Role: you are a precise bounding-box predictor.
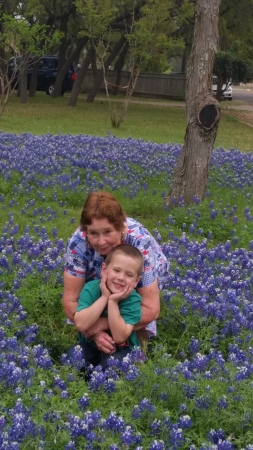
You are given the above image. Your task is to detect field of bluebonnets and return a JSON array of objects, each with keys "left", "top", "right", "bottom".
[{"left": 1, "top": 129, "right": 253, "bottom": 450}]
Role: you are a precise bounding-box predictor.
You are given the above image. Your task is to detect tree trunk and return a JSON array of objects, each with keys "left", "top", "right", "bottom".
[
  {"left": 50, "top": 14, "right": 68, "bottom": 98},
  {"left": 58, "top": 15, "right": 69, "bottom": 71},
  {"left": 0, "top": 7, "right": 7, "bottom": 97},
  {"left": 19, "top": 54, "right": 30, "bottom": 104},
  {"left": 216, "top": 77, "right": 224, "bottom": 102},
  {"left": 68, "top": 45, "right": 95, "bottom": 107},
  {"left": 29, "top": 57, "right": 40, "bottom": 97},
  {"left": 181, "top": 50, "right": 187, "bottom": 73},
  {"left": 167, "top": 0, "right": 221, "bottom": 205},
  {"left": 0, "top": 69, "right": 11, "bottom": 116},
  {"left": 19, "top": 69, "right": 28, "bottom": 104},
  {"left": 86, "top": 35, "right": 126, "bottom": 103},
  {"left": 112, "top": 41, "right": 129, "bottom": 96},
  {"left": 91, "top": 51, "right": 98, "bottom": 80},
  {"left": 52, "top": 37, "right": 89, "bottom": 98}
]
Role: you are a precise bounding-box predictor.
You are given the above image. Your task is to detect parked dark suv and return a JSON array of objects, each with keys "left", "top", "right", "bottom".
[{"left": 8, "top": 55, "right": 77, "bottom": 95}]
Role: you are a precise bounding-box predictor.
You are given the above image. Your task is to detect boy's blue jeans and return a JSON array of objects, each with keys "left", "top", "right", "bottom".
[{"left": 66, "top": 340, "right": 130, "bottom": 370}]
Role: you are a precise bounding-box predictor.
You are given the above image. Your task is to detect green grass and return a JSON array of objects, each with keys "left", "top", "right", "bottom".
[{"left": 1, "top": 91, "right": 253, "bottom": 150}]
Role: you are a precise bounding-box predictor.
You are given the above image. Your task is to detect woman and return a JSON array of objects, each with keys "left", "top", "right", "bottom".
[{"left": 63, "top": 191, "right": 168, "bottom": 354}]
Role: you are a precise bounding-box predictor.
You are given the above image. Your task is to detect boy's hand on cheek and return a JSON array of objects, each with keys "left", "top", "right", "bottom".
[
  {"left": 100, "top": 272, "right": 111, "bottom": 299},
  {"left": 109, "top": 283, "right": 135, "bottom": 303}
]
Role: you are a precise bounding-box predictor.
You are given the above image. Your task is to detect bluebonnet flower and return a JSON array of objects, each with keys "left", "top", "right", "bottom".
[
  {"left": 217, "top": 440, "right": 235, "bottom": 450},
  {"left": 65, "top": 441, "right": 76, "bottom": 450},
  {"left": 53, "top": 375, "right": 67, "bottom": 390},
  {"left": 179, "top": 403, "right": 187, "bottom": 412},
  {"left": 169, "top": 425, "right": 184, "bottom": 447},
  {"left": 0, "top": 416, "right": 6, "bottom": 431},
  {"left": 159, "top": 392, "right": 168, "bottom": 401},
  {"left": 210, "top": 209, "right": 218, "bottom": 219},
  {"left": 207, "top": 428, "right": 227, "bottom": 444},
  {"left": 104, "top": 378, "right": 116, "bottom": 393},
  {"left": 65, "top": 414, "right": 83, "bottom": 438},
  {"left": 189, "top": 338, "right": 200, "bottom": 354},
  {"left": 102, "top": 412, "right": 126, "bottom": 433},
  {"left": 43, "top": 411, "right": 60, "bottom": 423},
  {"left": 182, "top": 383, "right": 197, "bottom": 399},
  {"left": 60, "top": 390, "right": 69, "bottom": 398},
  {"left": 78, "top": 393, "right": 90, "bottom": 410},
  {"left": 149, "top": 440, "right": 165, "bottom": 450},
  {"left": 88, "top": 367, "right": 107, "bottom": 392},
  {"left": 149, "top": 419, "right": 162, "bottom": 437},
  {"left": 61, "top": 345, "right": 85, "bottom": 370},
  {"left": 121, "top": 426, "right": 142, "bottom": 446},
  {"left": 216, "top": 395, "right": 228, "bottom": 409},
  {"left": 132, "top": 405, "right": 142, "bottom": 419},
  {"left": 124, "top": 365, "right": 140, "bottom": 381},
  {"left": 139, "top": 398, "right": 156, "bottom": 413},
  {"left": 178, "top": 415, "right": 192, "bottom": 429},
  {"left": 195, "top": 395, "right": 212, "bottom": 410},
  {"left": 31, "top": 345, "right": 52, "bottom": 369}
]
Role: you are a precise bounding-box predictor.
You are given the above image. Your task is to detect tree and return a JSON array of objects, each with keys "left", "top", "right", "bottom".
[
  {"left": 127, "top": 0, "right": 188, "bottom": 72},
  {"left": 213, "top": 51, "right": 252, "bottom": 100},
  {"left": 108, "top": 0, "right": 189, "bottom": 127},
  {"left": 0, "top": 14, "right": 61, "bottom": 108},
  {"left": 16, "top": 0, "right": 80, "bottom": 98},
  {"left": 217, "top": 0, "right": 253, "bottom": 89},
  {"left": 219, "top": 0, "right": 253, "bottom": 58},
  {"left": 69, "top": 0, "right": 193, "bottom": 115},
  {"left": 68, "top": 0, "right": 121, "bottom": 107},
  {"left": 52, "top": 36, "right": 89, "bottom": 98},
  {"left": 167, "top": 0, "right": 221, "bottom": 205},
  {"left": 68, "top": 42, "right": 95, "bottom": 106},
  {"left": 0, "top": 0, "right": 20, "bottom": 95}
]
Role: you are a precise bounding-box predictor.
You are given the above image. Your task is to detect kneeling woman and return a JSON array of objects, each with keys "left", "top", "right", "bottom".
[{"left": 63, "top": 191, "right": 168, "bottom": 358}]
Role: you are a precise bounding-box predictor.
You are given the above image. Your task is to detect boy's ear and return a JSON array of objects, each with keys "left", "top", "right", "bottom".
[
  {"left": 133, "top": 276, "right": 141, "bottom": 288},
  {"left": 101, "top": 262, "right": 107, "bottom": 275}
]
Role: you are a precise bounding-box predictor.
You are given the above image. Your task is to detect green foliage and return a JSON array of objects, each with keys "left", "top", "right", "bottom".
[
  {"left": 214, "top": 51, "right": 251, "bottom": 85},
  {"left": 219, "top": 0, "right": 253, "bottom": 61},
  {"left": 75, "top": 0, "right": 119, "bottom": 39},
  {"left": 127, "top": 0, "right": 189, "bottom": 73},
  {"left": 1, "top": 14, "right": 61, "bottom": 57}
]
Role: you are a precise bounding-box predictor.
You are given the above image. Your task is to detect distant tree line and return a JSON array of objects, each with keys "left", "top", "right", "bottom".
[{"left": 0, "top": 0, "right": 253, "bottom": 112}]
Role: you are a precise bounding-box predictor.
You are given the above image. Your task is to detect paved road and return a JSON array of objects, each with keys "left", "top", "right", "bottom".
[
  {"left": 97, "top": 84, "right": 253, "bottom": 112},
  {"left": 233, "top": 85, "right": 253, "bottom": 103}
]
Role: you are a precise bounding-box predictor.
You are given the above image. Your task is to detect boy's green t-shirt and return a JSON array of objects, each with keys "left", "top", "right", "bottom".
[{"left": 76, "top": 279, "right": 142, "bottom": 349}]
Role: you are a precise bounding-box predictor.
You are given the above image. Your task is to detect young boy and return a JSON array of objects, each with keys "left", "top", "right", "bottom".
[{"left": 74, "top": 244, "right": 143, "bottom": 368}]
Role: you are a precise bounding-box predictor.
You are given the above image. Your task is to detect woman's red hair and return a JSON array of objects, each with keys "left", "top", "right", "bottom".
[{"left": 80, "top": 191, "right": 126, "bottom": 231}]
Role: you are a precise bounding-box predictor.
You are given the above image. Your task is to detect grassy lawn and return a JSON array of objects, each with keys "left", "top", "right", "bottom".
[{"left": 1, "top": 91, "right": 253, "bottom": 151}]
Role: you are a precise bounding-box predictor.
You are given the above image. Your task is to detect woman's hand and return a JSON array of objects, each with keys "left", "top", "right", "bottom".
[{"left": 92, "top": 331, "right": 116, "bottom": 354}]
